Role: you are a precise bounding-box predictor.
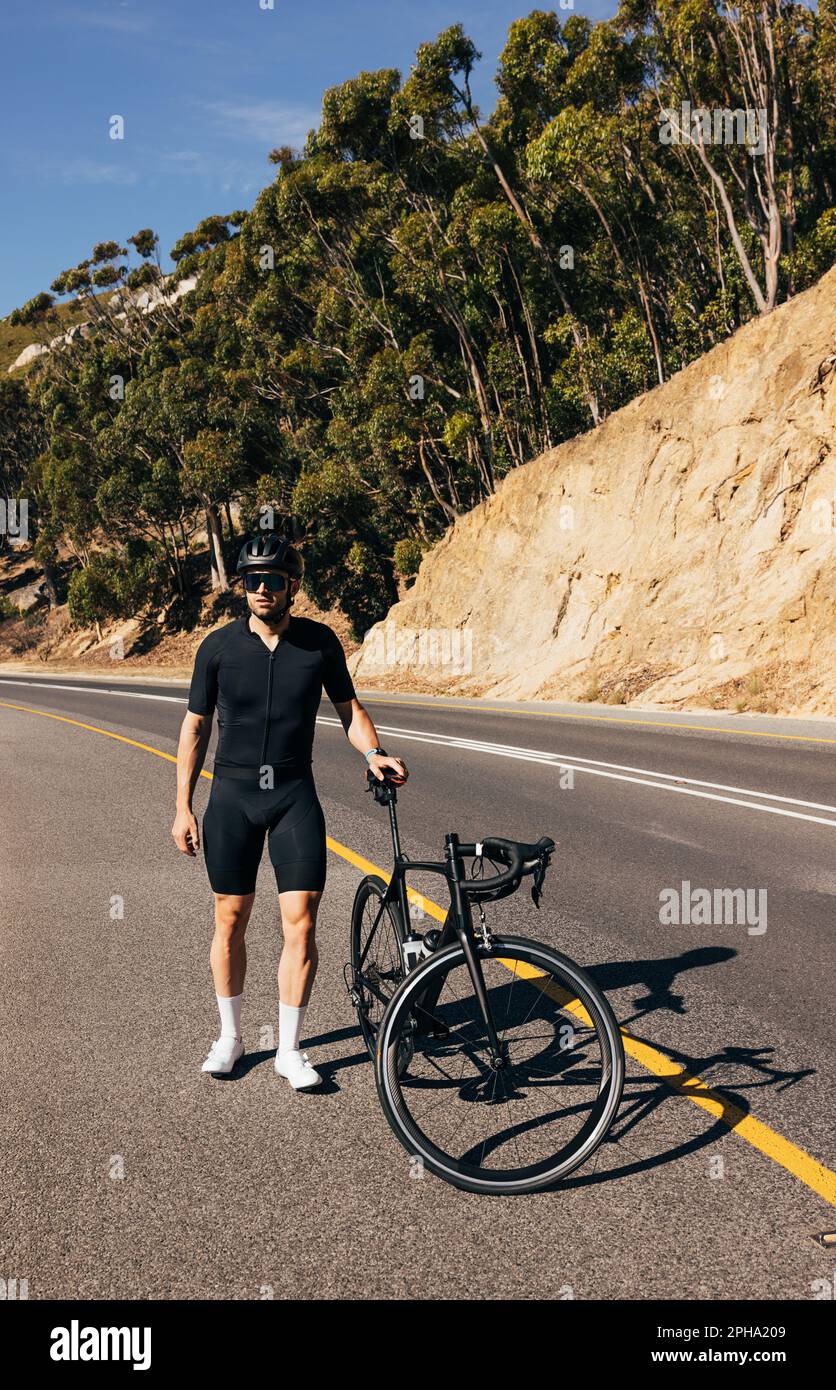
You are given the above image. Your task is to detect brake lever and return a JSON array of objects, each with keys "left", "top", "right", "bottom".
[{"left": 531, "top": 848, "right": 556, "bottom": 909}]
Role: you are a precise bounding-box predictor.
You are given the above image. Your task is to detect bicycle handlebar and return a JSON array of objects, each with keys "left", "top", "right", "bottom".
[
  {"left": 460, "top": 837, "right": 523, "bottom": 893},
  {"left": 366, "top": 770, "right": 555, "bottom": 904},
  {"left": 458, "top": 835, "right": 555, "bottom": 900}
]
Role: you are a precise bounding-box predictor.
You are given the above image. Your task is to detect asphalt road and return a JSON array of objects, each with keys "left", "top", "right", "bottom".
[{"left": 0, "top": 673, "right": 834, "bottom": 1300}]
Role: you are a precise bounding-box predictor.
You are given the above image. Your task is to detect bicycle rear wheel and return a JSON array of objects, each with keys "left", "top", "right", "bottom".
[
  {"left": 375, "top": 936, "right": 624, "bottom": 1194},
  {"left": 350, "top": 875, "right": 406, "bottom": 1059}
]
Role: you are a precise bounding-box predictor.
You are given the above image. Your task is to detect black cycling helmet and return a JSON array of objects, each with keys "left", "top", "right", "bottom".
[{"left": 236, "top": 531, "right": 304, "bottom": 579}]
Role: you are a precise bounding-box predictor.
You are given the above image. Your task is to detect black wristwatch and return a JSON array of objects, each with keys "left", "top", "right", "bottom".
[{"left": 364, "top": 747, "right": 387, "bottom": 762}]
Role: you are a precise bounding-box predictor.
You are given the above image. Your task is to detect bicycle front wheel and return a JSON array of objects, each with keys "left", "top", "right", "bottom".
[
  {"left": 375, "top": 936, "right": 624, "bottom": 1195},
  {"left": 350, "top": 875, "right": 406, "bottom": 1059}
]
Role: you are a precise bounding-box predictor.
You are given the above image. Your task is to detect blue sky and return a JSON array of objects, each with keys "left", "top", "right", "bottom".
[{"left": 0, "top": 0, "right": 614, "bottom": 318}]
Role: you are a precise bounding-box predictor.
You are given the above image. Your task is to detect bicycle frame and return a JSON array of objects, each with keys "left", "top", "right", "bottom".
[
  {"left": 359, "top": 782, "right": 507, "bottom": 1061},
  {"left": 355, "top": 776, "right": 624, "bottom": 1193}
]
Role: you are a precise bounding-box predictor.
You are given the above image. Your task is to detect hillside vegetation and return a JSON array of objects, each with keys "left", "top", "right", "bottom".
[
  {"left": 0, "top": 2, "right": 834, "bottom": 690},
  {"left": 0, "top": 297, "right": 106, "bottom": 376}
]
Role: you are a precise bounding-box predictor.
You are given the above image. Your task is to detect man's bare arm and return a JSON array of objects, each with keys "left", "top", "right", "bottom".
[
  {"left": 171, "top": 711, "right": 212, "bottom": 855},
  {"left": 331, "top": 697, "right": 408, "bottom": 784}
]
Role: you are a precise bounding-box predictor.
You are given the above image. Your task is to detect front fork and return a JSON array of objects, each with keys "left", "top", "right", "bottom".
[{"left": 412, "top": 841, "right": 506, "bottom": 1068}]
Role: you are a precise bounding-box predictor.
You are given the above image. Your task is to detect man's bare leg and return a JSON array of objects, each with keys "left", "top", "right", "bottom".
[
  {"left": 275, "top": 889, "right": 323, "bottom": 1087},
  {"left": 277, "top": 889, "right": 322, "bottom": 1004},
  {"left": 210, "top": 891, "right": 255, "bottom": 996},
  {"left": 202, "top": 891, "right": 255, "bottom": 1074}
]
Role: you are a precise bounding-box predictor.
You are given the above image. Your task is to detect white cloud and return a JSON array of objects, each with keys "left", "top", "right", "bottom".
[
  {"left": 157, "top": 149, "right": 207, "bottom": 174},
  {"left": 54, "top": 159, "right": 140, "bottom": 186},
  {"left": 153, "top": 148, "right": 262, "bottom": 191},
  {"left": 60, "top": 3, "right": 153, "bottom": 35},
  {"left": 202, "top": 101, "right": 317, "bottom": 146}
]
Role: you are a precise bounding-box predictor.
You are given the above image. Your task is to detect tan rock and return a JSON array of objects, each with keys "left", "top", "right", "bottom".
[
  {"left": 351, "top": 266, "right": 836, "bottom": 715},
  {"left": 8, "top": 342, "right": 49, "bottom": 370}
]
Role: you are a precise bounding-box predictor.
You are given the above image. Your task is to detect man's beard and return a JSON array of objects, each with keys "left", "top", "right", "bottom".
[{"left": 248, "top": 591, "right": 292, "bottom": 623}]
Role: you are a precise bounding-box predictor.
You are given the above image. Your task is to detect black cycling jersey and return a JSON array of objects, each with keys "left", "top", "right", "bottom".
[{"left": 187, "top": 613, "right": 356, "bottom": 772}]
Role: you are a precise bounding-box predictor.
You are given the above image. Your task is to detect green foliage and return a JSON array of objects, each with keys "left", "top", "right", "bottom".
[
  {"left": 393, "top": 537, "right": 426, "bottom": 578},
  {"left": 785, "top": 208, "right": 836, "bottom": 291},
  {"left": 9, "top": 292, "right": 54, "bottom": 327},
  {"left": 128, "top": 229, "right": 158, "bottom": 259},
  {"left": 67, "top": 540, "right": 166, "bottom": 626},
  {"left": 4, "top": 2, "right": 834, "bottom": 642}
]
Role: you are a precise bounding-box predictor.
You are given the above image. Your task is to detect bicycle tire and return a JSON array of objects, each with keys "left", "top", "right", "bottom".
[
  {"left": 375, "top": 936, "right": 624, "bottom": 1195},
  {"left": 350, "top": 875, "right": 406, "bottom": 1059}
]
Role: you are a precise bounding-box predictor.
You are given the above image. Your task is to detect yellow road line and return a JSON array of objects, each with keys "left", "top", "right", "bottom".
[
  {"left": 324, "top": 834, "right": 446, "bottom": 920},
  {"left": 621, "top": 1030, "right": 836, "bottom": 1206},
  {"left": 0, "top": 700, "right": 211, "bottom": 776},
  {"left": 2, "top": 696, "right": 835, "bottom": 1207},
  {"left": 360, "top": 695, "right": 836, "bottom": 745}
]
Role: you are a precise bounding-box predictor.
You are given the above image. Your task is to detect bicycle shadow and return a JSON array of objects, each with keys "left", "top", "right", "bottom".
[
  {"left": 544, "top": 945, "right": 815, "bottom": 1191},
  {"left": 323, "top": 944, "right": 815, "bottom": 1193},
  {"left": 557, "top": 1037, "right": 816, "bottom": 1194}
]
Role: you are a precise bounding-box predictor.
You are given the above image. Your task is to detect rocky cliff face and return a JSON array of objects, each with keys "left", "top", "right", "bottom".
[{"left": 351, "top": 266, "right": 836, "bottom": 714}]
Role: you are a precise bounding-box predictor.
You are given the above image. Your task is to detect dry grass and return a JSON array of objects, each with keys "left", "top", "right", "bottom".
[
  {"left": 0, "top": 292, "right": 116, "bottom": 375},
  {"left": 695, "top": 662, "right": 805, "bottom": 716}
]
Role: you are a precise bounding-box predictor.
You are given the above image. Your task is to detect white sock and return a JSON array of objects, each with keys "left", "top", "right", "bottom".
[
  {"left": 278, "top": 1002, "right": 306, "bottom": 1056},
  {"left": 216, "top": 993, "right": 243, "bottom": 1040}
]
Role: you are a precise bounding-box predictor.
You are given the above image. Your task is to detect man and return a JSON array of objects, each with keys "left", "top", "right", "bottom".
[{"left": 171, "top": 530, "right": 407, "bottom": 1090}]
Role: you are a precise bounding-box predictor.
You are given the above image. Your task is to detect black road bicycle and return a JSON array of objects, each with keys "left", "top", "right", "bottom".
[{"left": 347, "top": 771, "right": 625, "bottom": 1195}]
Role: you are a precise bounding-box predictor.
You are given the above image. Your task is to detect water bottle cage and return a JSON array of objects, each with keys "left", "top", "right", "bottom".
[{"left": 401, "top": 936, "right": 425, "bottom": 973}]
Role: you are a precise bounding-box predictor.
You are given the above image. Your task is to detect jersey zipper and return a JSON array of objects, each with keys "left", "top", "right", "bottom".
[{"left": 260, "top": 649, "right": 276, "bottom": 768}]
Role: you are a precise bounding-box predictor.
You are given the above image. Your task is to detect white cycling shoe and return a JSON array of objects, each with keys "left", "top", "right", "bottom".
[
  {"left": 274, "top": 1049, "right": 322, "bottom": 1091},
  {"left": 202, "top": 1036, "right": 245, "bottom": 1075}
]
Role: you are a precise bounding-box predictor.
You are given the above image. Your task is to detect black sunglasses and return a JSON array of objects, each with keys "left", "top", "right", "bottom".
[{"left": 243, "top": 571, "right": 289, "bottom": 593}]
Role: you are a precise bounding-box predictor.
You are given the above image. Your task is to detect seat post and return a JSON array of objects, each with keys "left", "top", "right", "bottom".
[
  {"left": 387, "top": 792, "right": 402, "bottom": 862},
  {"left": 386, "top": 790, "right": 415, "bottom": 943}
]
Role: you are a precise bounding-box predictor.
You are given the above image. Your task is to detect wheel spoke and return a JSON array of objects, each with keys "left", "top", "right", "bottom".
[
  {"left": 379, "top": 943, "right": 623, "bottom": 1188},
  {"left": 351, "top": 882, "right": 404, "bottom": 1056}
]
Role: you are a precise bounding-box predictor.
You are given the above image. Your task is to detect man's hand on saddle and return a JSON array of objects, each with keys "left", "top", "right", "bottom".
[{"left": 367, "top": 754, "right": 408, "bottom": 785}]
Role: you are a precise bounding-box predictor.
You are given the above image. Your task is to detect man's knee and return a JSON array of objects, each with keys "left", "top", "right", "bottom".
[
  {"left": 279, "top": 891, "right": 321, "bottom": 939},
  {"left": 213, "top": 892, "right": 254, "bottom": 939}
]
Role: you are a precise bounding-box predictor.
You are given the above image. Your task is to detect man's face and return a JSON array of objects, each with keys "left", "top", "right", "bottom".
[{"left": 244, "top": 568, "right": 295, "bottom": 619}]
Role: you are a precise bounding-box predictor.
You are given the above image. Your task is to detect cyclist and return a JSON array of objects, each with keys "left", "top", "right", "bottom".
[{"left": 171, "top": 530, "right": 407, "bottom": 1089}]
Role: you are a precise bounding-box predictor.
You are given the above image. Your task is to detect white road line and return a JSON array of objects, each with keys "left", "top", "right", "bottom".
[
  {"left": 330, "top": 720, "right": 836, "bottom": 814},
  {"left": 318, "top": 717, "right": 836, "bottom": 827},
  {"left": 3, "top": 678, "right": 834, "bottom": 829},
  {"left": 0, "top": 679, "right": 185, "bottom": 703}
]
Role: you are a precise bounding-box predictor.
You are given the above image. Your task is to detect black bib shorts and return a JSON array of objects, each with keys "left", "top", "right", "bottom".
[{"left": 202, "top": 770, "right": 327, "bottom": 895}]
